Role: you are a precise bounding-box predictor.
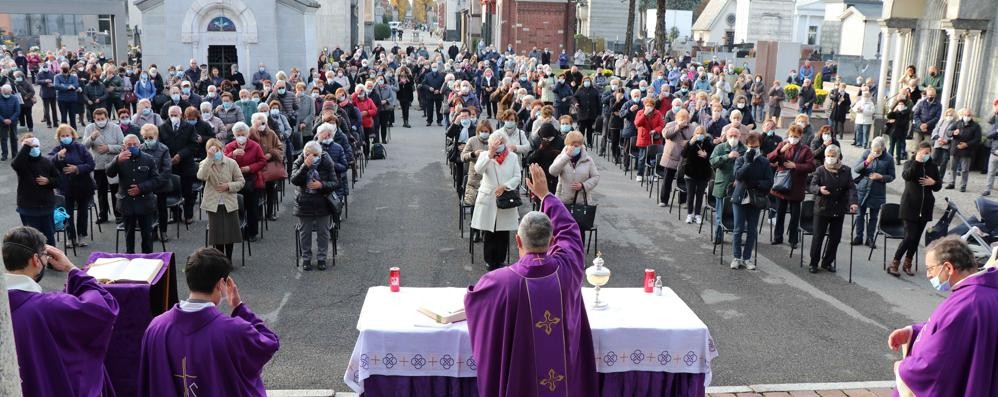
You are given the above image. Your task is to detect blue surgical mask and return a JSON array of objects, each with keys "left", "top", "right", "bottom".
[
  {"left": 460, "top": 119, "right": 472, "bottom": 128},
  {"left": 278, "top": 88, "right": 286, "bottom": 95},
  {"left": 496, "top": 144, "right": 506, "bottom": 153},
  {"left": 929, "top": 270, "right": 951, "bottom": 292},
  {"left": 560, "top": 125, "right": 571, "bottom": 133},
  {"left": 128, "top": 146, "right": 141, "bottom": 156},
  {"left": 480, "top": 132, "right": 490, "bottom": 141},
  {"left": 222, "top": 101, "right": 233, "bottom": 109},
  {"left": 182, "top": 87, "right": 191, "bottom": 95},
  {"left": 142, "top": 108, "right": 152, "bottom": 116},
  {"left": 259, "top": 67, "right": 266, "bottom": 73},
  {"left": 144, "top": 139, "right": 157, "bottom": 149},
  {"left": 270, "top": 109, "right": 280, "bottom": 117},
  {"left": 503, "top": 121, "right": 516, "bottom": 130},
  {"left": 60, "top": 137, "right": 73, "bottom": 145},
  {"left": 672, "top": 106, "right": 681, "bottom": 113},
  {"left": 321, "top": 138, "right": 334, "bottom": 145},
  {"left": 571, "top": 147, "right": 582, "bottom": 157},
  {"left": 213, "top": 151, "right": 223, "bottom": 161},
  {"left": 29, "top": 147, "right": 41, "bottom": 157},
  {"left": 171, "top": 94, "right": 181, "bottom": 102},
  {"left": 186, "top": 119, "right": 197, "bottom": 126}
]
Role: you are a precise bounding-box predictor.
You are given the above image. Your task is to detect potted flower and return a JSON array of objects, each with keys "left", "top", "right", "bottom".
[
  {"left": 784, "top": 83, "right": 800, "bottom": 103},
  {"left": 814, "top": 89, "right": 829, "bottom": 110}
]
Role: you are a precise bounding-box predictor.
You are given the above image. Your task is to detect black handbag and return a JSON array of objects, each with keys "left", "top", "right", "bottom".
[
  {"left": 325, "top": 192, "right": 343, "bottom": 222},
  {"left": 568, "top": 188, "right": 597, "bottom": 230},
  {"left": 493, "top": 165, "right": 522, "bottom": 209},
  {"left": 772, "top": 145, "right": 801, "bottom": 193}
]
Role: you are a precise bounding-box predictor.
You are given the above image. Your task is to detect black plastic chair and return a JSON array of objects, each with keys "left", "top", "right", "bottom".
[
  {"left": 698, "top": 184, "right": 716, "bottom": 236},
  {"left": 668, "top": 176, "right": 688, "bottom": 220},
  {"left": 192, "top": 180, "right": 205, "bottom": 220},
  {"left": 115, "top": 218, "right": 167, "bottom": 253},
  {"left": 458, "top": 175, "right": 474, "bottom": 238},
  {"left": 164, "top": 174, "right": 188, "bottom": 238},
  {"left": 867, "top": 203, "right": 915, "bottom": 270},
  {"left": 295, "top": 217, "right": 338, "bottom": 269},
  {"left": 790, "top": 200, "right": 815, "bottom": 268},
  {"left": 712, "top": 197, "right": 735, "bottom": 264}
]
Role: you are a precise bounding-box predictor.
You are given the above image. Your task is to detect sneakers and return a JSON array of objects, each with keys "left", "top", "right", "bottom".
[
  {"left": 745, "top": 260, "right": 757, "bottom": 271},
  {"left": 658, "top": 202, "right": 667, "bottom": 207},
  {"left": 317, "top": 260, "right": 327, "bottom": 271},
  {"left": 685, "top": 214, "right": 694, "bottom": 224},
  {"left": 694, "top": 215, "right": 703, "bottom": 224},
  {"left": 729, "top": 259, "right": 743, "bottom": 269},
  {"left": 636, "top": 176, "right": 643, "bottom": 182}
]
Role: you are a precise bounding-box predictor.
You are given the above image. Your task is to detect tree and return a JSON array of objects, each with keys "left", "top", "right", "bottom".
[
  {"left": 654, "top": 0, "right": 667, "bottom": 54},
  {"left": 413, "top": 0, "right": 428, "bottom": 23},
  {"left": 390, "top": 0, "right": 410, "bottom": 20},
  {"left": 624, "top": 0, "right": 636, "bottom": 55}
]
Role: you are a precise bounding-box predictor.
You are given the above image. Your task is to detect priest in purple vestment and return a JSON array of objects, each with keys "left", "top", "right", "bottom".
[
  {"left": 3, "top": 226, "right": 120, "bottom": 397},
  {"left": 139, "top": 247, "right": 280, "bottom": 397},
  {"left": 465, "top": 163, "right": 599, "bottom": 397},
  {"left": 887, "top": 236, "right": 998, "bottom": 397}
]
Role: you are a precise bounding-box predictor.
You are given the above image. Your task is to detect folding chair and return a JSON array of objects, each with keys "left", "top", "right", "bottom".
[
  {"left": 867, "top": 203, "right": 915, "bottom": 270},
  {"left": 457, "top": 176, "right": 474, "bottom": 238},
  {"left": 115, "top": 219, "right": 167, "bottom": 253},
  {"left": 164, "top": 174, "right": 188, "bottom": 239},
  {"left": 712, "top": 197, "right": 735, "bottom": 265},
  {"left": 53, "top": 194, "right": 76, "bottom": 256},
  {"left": 789, "top": 200, "right": 815, "bottom": 268}
]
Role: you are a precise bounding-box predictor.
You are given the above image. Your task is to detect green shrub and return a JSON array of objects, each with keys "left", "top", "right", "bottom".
[{"left": 374, "top": 23, "right": 391, "bottom": 40}]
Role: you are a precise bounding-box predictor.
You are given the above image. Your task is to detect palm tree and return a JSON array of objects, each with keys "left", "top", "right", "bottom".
[
  {"left": 654, "top": 0, "right": 667, "bottom": 54},
  {"left": 624, "top": 0, "right": 637, "bottom": 55}
]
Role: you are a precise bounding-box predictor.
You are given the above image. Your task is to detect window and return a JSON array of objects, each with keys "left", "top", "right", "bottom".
[
  {"left": 207, "top": 16, "right": 236, "bottom": 32},
  {"left": 807, "top": 26, "right": 818, "bottom": 45}
]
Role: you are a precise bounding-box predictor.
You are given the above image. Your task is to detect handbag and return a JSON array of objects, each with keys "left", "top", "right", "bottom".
[
  {"left": 260, "top": 161, "right": 288, "bottom": 183},
  {"left": 493, "top": 164, "right": 522, "bottom": 209},
  {"left": 567, "top": 188, "right": 597, "bottom": 230},
  {"left": 123, "top": 91, "right": 137, "bottom": 104},
  {"left": 740, "top": 186, "right": 769, "bottom": 209},
  {"left": 53, "top": 207, "right": 69, "bottom": 229},
  {"left": 771, "top": 145, "right": 801, "bottom": 193},
  {"left": 325, "top": 192, "right": 343, "bottom": 222},
  {"left": 752, "top": 95, "right": 762, "bottom": 106}
]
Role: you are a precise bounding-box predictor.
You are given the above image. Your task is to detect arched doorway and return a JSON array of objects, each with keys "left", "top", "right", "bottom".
[{"left": 181, "top": 0, "right": 258, "bottom": 79}]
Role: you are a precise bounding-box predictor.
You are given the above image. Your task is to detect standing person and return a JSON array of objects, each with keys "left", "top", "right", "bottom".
[
  {"left": 885, "top": 97, "right": 912, "bottom": 164},
  {"left": 944, "top": 108, "right": 981, "bottom": 192},
  {"left": 633, "top": 97, "right": 664, "bottom": 181},
  {"left": 549, "top": 131, "right": 600, "bottom": 204},
  {"left": 681, "top": 126, "right": 714, "bottom": 224},
  {"left": 225, "top": 123, "right": 266, "bottom": 242},
  {"left": 767, "top": 80, "right": 785, "bottom": 124},
  {"left": 889, "top": 143, "right": 941, "bottom": 277},
  {"left": 709, "top": 127, "right": 747, "bottom": 243},
  {"left": 13, "top": 71, "right": 35, "bottom": 132},
  {"left": 910, "top": 86, "right": 941, "bottom": 154},
  {"left": 396, "top": 66, "right": 415, "bottom": 127},
  {"left": 798, "top": 79, "right": 815, "bottom": 117},
  {"left": 291, "top": 141, "right": 339, "bottom": 271},
  {"left": 4, "top": 226, "right": 119, "bottom": 397},
  {"left": 83, "top": 108, "right": 124, "bottom": 224},
  {"left": 106, "top": 135, "right": 164, "bottom": 254},
  {"left": 887, "top": 236, "right": 998, "bottom": 396},
  {"left": 250, "top": 112, "right": 285, "bottom": 221},
  {"left": 54, "top": 62, "right": 80, "bottom": 129},
  {"left": 0, "top": 84, "right": 20, "bottom": 160},
  {"left": 36, "top": 63, "right": 58, "bottom": 129},
  {"left": 159, "top": 106, "right": 200, "bottom": 225},
  {"left": 12, "top": 136, "right": 60, "bottom": 246},
  {"left": 657, "top": 109, "right": 694, "bottom": 207},
  {"left": 139, "top": 247, "right": 280, "bottom": 396},
  {"left": 421, "top": 63, "right": 445, "bottom": 126},
  {"left": 828, "top": 83, "right": 851, "bottom": 140},
  {"left": 573, "top": 76, "right": 601, "bottom": 147},
  {"left": 851, "top": 90, "right": 875, "bottom": 147},
  {"left": 83, "top": 75, "right": 108, "bottom": 123},
  {"left": 767, "top": 125, "right": 815, "bottom": 249},
  {"left": 198, "top": 139, "right": 245, "bottom": 261},
  {"left": 851, "top": 137, "right": 895, "bottom": 248},
  {"left": 806, "top": 145, "right": 858, "bottom": 273},
  {"left": 49, "top": 125, "right": 96, "bottom": 247},
  {"left": 984, "top": 101, "right": 998, "bottom": 196},
  {"left": 138, "top": 124, "right": 174, "bottom": 242},
  {"left": 729, "top": 132, "right": 774, "bottom": 270},
  {"left": 930, "top": 108, "right": 958, "bottom": 182},
  {"left": 750, "top": 74, "right": 766, "bottom": 123},
  {"left": 465, "top": 163, "right": 598, "bottom": 397},
  {"left": 374, "top": 76, "right": 396, "bottom": 143},
  {"left": 470, "top": 131, "right": 521, "bottom": 271}
]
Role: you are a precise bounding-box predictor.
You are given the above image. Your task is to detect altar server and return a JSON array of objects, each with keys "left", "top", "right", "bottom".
[
  {"left": 888, "top": 236, "right": 998, "bottom": 396},
  {"left": 139, "top": 247, "right": 280, "bottom": 397},
  {"left": 4, "top": 225, "right": 119, "bottom": 397},
  {"left": 465, "top": 164, "right": 598, "bottom": 397}
]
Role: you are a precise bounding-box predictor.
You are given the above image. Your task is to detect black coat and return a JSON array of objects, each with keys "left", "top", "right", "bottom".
[
  {"left": 11, "top": 145, "right": 60, "bottom": 211},
  {"left": 681, "top": 138, "right": 714, "bottom": 181},
  {"left": 951, "top": 119, "right": 982, "bottom": 158},
  {"left": 899, "top": 159, "right": 942, "bottom": 222},
  {"left": 106, "top": 151, "right": 164, "bottom": 216},
  {"left": 886, "top": 108, "right": 912, "bottom": 139},
  {"left": 573, "top": 86, "right": 601, "bottom": 122},
  {"left": 807, "top": 165, "right": 858, "bottom": 217},
  {"left": 290, "top": 152, "right": 339, "bottom": 217},
  {"left": 158, "top": 121, "right": 200, "bottom": 165}
]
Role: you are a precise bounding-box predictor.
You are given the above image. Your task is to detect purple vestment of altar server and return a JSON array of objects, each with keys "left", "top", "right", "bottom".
[
  {"left": 896, "top": 267, "right": 998, "bottom": 397},
  {"left": 465, "top": 193, "right": 598, "bottom": 397},
  {"left": 138, "top": 303, "right": 280, "bottom": 397},
  {"left": 7, "top": 269, "right": 119, "bottom": 397}
]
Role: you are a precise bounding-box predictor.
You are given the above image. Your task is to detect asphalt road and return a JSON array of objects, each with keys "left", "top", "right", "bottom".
[{"left": 6, "top": 116, "right": 951, "bottom": 390}]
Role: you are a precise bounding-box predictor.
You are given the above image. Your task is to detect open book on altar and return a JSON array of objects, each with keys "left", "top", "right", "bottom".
[
  {"left": 86, "top": 257, "right": 165, "bottom": 284},
  {"left": 417, "top": 301, "right": 467, "bottom": 324}
]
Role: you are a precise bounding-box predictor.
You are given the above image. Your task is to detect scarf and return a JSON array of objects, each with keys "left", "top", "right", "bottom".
[{"left": 495, "top": 149, "right": 509, "bottom": 165}]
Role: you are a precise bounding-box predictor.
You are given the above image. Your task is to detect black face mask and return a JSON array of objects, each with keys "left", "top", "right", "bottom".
[{"left": 32, "top": 254, "right": 46, "bottom": 283}]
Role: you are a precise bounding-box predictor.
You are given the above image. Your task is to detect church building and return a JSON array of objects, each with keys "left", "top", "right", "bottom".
[{"left": 134, "top": 0, "right": 323, "bottom": 78}]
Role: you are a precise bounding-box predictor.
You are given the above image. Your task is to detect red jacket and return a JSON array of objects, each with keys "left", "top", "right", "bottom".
[
  {"left": 352, "top": 93, "right": 378, "bottom": 129},
  {"left": 225, "top": 139, "right": 268, "bottom": 189},
  {"left": 634, "top": 109, "right": 665, "bottom": 148},
  {"left": 766, "top": 141, "right": 816, "bottom": 202}
]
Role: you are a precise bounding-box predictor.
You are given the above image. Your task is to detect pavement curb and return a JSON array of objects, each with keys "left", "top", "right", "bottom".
[{"left": 706, "top": 380, "right": 895, "bottom": 393}]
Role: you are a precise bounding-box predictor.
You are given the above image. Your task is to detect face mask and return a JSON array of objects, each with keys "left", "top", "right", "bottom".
[
  {"left": 479, "top": 132, "right": 490, "bottom": 141},
  {"left": 128, "top": 146, "right": 141, "bottom": 156},
  {"left": 796, "top": 122, "right": 805, "bottom": 128},
  {"left": 727, "top": 138, "right": 738, "bottom": 147},
  {"left": 96, "top": 120, "right": 108, "bottom": 128},
  {"left": 737, "top": 103, "right": 745, "bottom": 108},
  {"left": 278, "top": 88, "right": 286, "bottom": 95},
  {"left": 142, "top": 108, "right": 152, "bottom": 116},
  {"left": 60, "top": 137, "right": 73, "bottom": 145},
  {"left": 519, "top": 76, "right": 527, "bottom": 81},
  {"left": 222, "top": 101, "right": 233, "bottom": 110},
  {"left": 170, "top": 116, "right": 181, "bottom": 125},
  {"left": 787, "top": 137, "right": 800, "bottom": 145},
  {"left": 119, "top": 118, "right": 130, "bottom": 125},
  {"left": 824, "top": 157, "right": 838, "bottom": 166},
  {"left": 929, "top": 268, "right": 952, "bottom": 292},
  {"left": 235, "top": 136, "right": 248, "bottom": 145},
  {"left": 610, "top": 84, "right": 619, "bottom": 91},
  {"left": 431, "top": 67, "right": 439, "bottom": 72},
  {"left": 695, "top": 135, "right": 705, "bottom": 142},
  {"left": 918, "top": 153, "right": 929, "bottom": 163},
  {"left": 672, "top": 106, "right": 681, "bottom": 113},
  {"left": 270, "top": 109, "right": 280, "bottom": 117},
  {"left": 560, "top": 125, "right": 571, "bottom": 133},
  {"left": 29, "top": 147, "right": 41, "bottom": 157},
  {"left": 259, "top": 67, "right": 266, "bottom": 73},
  {"left": 212, "top": 151, "right": 223, "bottom": 161},
  {"left": 639, "top": 87, "right": 647, "bottom": 92},
  {"left": 961, "top": 116, "right": 970, "bottom": 123},
  {"left": 15, "top": 77, "right": 22, "bottom": 82},
  {"left": 496, "top": 144, "right": 506, "bottom": 153},
  {"left": 264, "top": 86, "right": 272, "bottom": 92},
  {"left": 746, "top": 147, "right": 758, "bottom": 157},
  {"left": 822, "top": 134, "right": 832, "bottom": 142},
  {"left": 571, "top": 147, "right": 582, "bottom": 157},
  {"left": 252, "top": 97, "right": 261, "bottom": 103},
  {"left": 311, "top": 92, "right": 319, "bottom": 99},
  {"left": 186, "top": 119, "right": 198, "bottom": 126},
  {"left": 182, "top": 88, "right": 191, "bottom": 95},
  {"left": 144, "top": 139, "right": 157, "bottom": 149},
  {"left": 756, "top": 78, "right": 762, "bottom": 82},
  {"left": 171, "top": 94, "right": 181, "bottom": 102},
  {"left": 141, "top": 74, "right": 148, "bottom": 81},
  {"left": 258, "top": 125, "right": 267, "bottom": 132},
  {"left": 201, "top": 112, "right": 212, "bottom": 121},
  {"left": 582, "top": 81, "right": 591, "bottom": 88},
  {"left": 631, "top": 96, "right": 640, "bottom": 102},
  {"left": 460, "top": 119, "right": 472, "bottom": 128}
]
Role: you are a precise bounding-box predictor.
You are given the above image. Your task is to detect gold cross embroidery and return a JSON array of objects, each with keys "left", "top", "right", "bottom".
[
  {"left": 173, "top": 356, "right": 198, "bottom": 397},
  {"left": 535, "top": 310, "right": 561, "bottom": 336},
  {"left": 540, "top": 368, "right": 565, "bottom": 392}
]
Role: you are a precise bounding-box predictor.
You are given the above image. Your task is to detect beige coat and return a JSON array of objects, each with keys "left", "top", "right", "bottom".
[
  {"left": 659, "top": 121, "right": 694, "bottom": 170},
  {"left": 549, "top": 150, "right": 600, "bottom": 204},
  {"left": 461, "top": 137, "right": 488, "bottom": 205},
  {"left": 470, "top": 151, "right": 522, "bottom": 232},
  {"left": 197, "top": 156, "right": 246, "bottom": 213}
]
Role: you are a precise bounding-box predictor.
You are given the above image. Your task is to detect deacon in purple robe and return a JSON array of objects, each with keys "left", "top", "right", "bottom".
[
  {"left": 3, "top": 226, "right": 119, "bottom": 397},
  {"left": 139, "top": 247, "right": 280, "bottom": 397},
  {"left": 887, "top": 236, "right": 998, "bottom": 396},
  {"left": 465, "top": 163, "right": 598, "bottom": 397}
]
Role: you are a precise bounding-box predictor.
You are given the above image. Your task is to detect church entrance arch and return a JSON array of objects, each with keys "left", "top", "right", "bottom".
[
  {"left": 208, "top": 45, "right": 238, "bottom": 79},
  {"left": 181, "top": 0, "right": 258, "bottom": 78}
]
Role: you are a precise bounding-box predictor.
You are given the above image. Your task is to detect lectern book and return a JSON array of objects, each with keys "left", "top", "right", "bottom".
[{"left": 86, "top": 257, "right": 165, "bottom": 284}]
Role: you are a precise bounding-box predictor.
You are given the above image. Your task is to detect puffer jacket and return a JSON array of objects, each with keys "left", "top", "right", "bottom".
[
  {"left": 82, "top": 123, "right": 125, "bottom": 171},
  {"left": 659, "top": 121, "right": 694, "bottom": 170},
  {"left": 461, "top": 136, "right": 488, "bottom": 205},
  {"left": 290, "top": 151, "right": 339, "bottom": 218},
  {"left": 549, "top": 149, "right": 600, "bottom": 204},
  {"left": 852, "top": 149, "right": 895, "bottom": 208},
  {"left": 319, "top": 140, "right": 349, "bottom": 197},
  {"left": 48, "top": 142, "right": 96, "bottom": 198},
  {"left": 709, "top": 140, "right": 747, "bottom": 198},
  {"left": 808, "top": 165, "right": 858, "bottom": 217},
  {"left": 634, "top": 109, "right": 665, "bottom": 148}
]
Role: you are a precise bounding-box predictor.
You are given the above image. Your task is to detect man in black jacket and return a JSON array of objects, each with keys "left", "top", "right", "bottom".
[
  {"left": 945, "top": 108, "right": 982, "bottom": 192},
  {"left": 158, "top": 106, "right": 200, "bottom": 224},
  {"left": 420, "top": 65, "right": 445, "bottom": 126},
  {"left": 107, "top": 135, "right": 165, "bottom": 253}
]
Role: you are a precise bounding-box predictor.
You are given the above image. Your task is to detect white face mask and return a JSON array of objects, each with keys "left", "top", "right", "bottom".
[
  {"left": 727, "top": 137, "right": 739, "bottom": 147},
  {"left": 822, "top": 134, "right": 831, "bottom": 142},
  {"left": 235, "top": 136, "right": 248, "bottom": 144},
  {"left": 824, "top": 156, "right": 838, "bottom": 166},
  {"left": 169, "top": 116, "right": 181, "bottom": 125},
  {"left": 787, "top": 137, "right": 800, "bottom": 145},
  {"left": 258, "top": 125, "right": 267, "bottom": 132},
  {"left": 961, "top": 116, "right": 971, "bottom": 123}
]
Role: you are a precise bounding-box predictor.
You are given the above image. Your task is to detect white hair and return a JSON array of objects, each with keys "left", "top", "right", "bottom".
[
  {"left": 488, "top": 130, "right": 509, "bottom": 146},
  {"left": 199, "top": 102, "right": 213, "bottom": 112},
  {"left": 232, "top": 122, "right": 250, "bottom": 135},
  {"left": 825, "top": 144, "right": 841, "bottom": 157},
  {"left": 303, "top": 140, "right": 323, "bottom": 155},
  {"left": 251, "top": 112, "right": 268, "bottom": 125},
  {"left": 123, "top": 134, "right": 141, "bottom": 144},
  {"left": 518, "top": 211, "right": 553, "bottom": 252},
  {"left": 316, "top": 122, "right": 336, "bottom": 136},
  {"left": 870, "top": 136, "right": 886, "bottom": 150}
]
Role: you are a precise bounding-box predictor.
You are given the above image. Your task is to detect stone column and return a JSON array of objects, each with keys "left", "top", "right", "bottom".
[
  {"left": 0, "top": 275, "right": 23, "bottom": 397},
  {"left": 940, "top": 28, "right": 961, "bottom": 110},
  {"left": 890, "top": 29, "right": 910, "bottom": 97},
  {"left": 956, "top": 30, "right": 982, "bottom": 110},
  {"left": 877, "top": 27, "right": 895, "bottom": 113}
]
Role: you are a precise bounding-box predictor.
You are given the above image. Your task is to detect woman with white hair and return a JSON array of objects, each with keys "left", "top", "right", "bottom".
[
  {"left": 197, "top": 138, "right": 245, "bottom": 260},
  {"left": 224, "top": 121, "right": 267, "bottom": 241},
  {"left": 291, "top": 140, "right": 338, "bottom": 271},
  {"left": 250, "top": 112, "right": 285, "bottom": 221},
  {"left": 851, "top": 136, "right": 895, "bottom": 247},
  {"left": 807, "top": 145, "right": 858, "bottom": 273},
  {"left": 471, "top": 130, "right": 522, "bottom": 270},
  {"left": 851, "top": 89, "right": 875, "bottom": 148}
]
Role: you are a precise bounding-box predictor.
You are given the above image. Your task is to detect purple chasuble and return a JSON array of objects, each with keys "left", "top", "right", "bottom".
[
  {"left": 897, "top": 267, "right": 998, "bottom": 397},
  {"left": 7, "top": 269, "right": 120, "bottom": 397},
  {"left": 465, "top": 193, "right": 598, "bottom": 397},
  {"left": 138, "top": 303, "right": 280, "bottom": 397}
]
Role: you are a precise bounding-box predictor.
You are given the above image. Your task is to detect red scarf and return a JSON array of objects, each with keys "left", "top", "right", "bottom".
[{"left": 495, "top": 149, "right": 509, "bottom": 165}]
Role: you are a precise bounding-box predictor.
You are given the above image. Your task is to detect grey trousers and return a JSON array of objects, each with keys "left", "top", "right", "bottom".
[
  {"left": 986, "top": 153, "right": 998, "bottom": 191},
  {"left": 948, "top": 156, "right": 972, "bottom": 188},
  {"left": 299, "top": 215, "right": 331, "bottom": 261}
]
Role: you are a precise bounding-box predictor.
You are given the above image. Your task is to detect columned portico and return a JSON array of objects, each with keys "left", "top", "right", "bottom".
[{"left": 939, "top": 28, "right": 961, "bottom": 110}]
